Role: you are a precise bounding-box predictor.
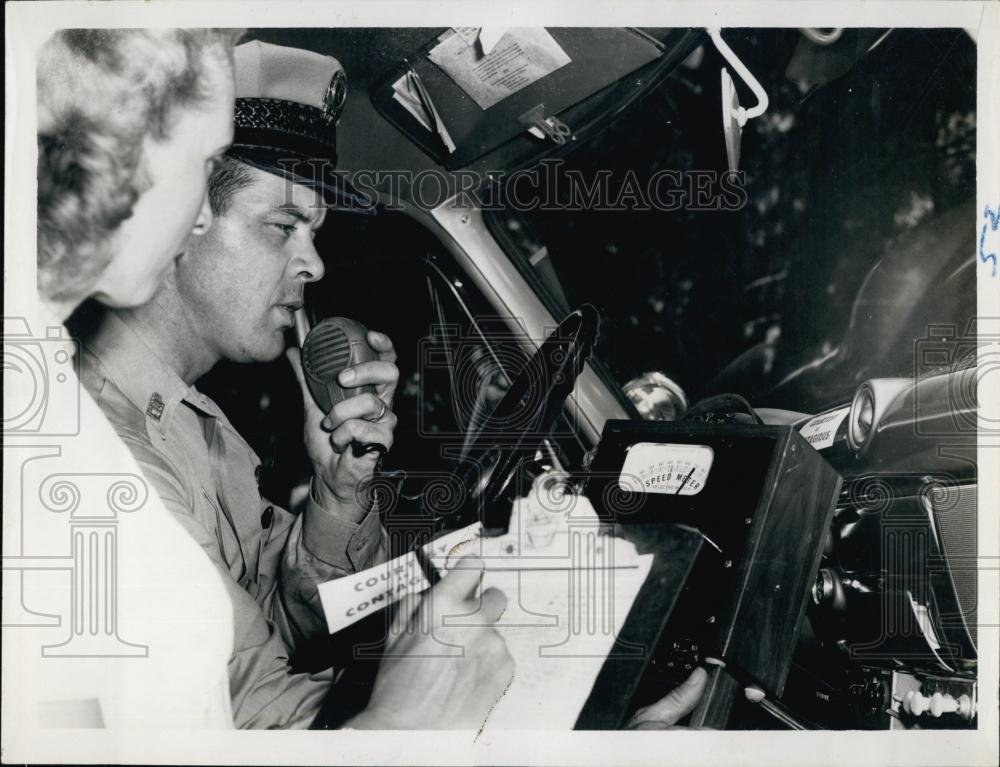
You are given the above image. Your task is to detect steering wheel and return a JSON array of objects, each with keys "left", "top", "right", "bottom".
[{"left": 429, "top": 305, "right": 600, "bottom": 530}]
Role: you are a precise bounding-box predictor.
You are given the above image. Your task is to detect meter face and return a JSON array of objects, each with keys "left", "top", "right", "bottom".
[{"left": 618, "top": 442, "right": 715, "bottom": 496}]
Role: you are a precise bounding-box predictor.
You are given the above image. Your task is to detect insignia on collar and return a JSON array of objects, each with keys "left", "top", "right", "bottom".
[
  {"left": 322, "top": 68, "right": 347, "bottom": 124},
  {"left": 146, "top": 392, "right": 165, "bottom": 422}
]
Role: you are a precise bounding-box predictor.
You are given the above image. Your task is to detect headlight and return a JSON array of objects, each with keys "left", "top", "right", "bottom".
[
  {"left": 847, "top": 378, "right": 910, "bottom": 452},
  {"left": 848, "top": 385, "right": 875, "bottom": 450}
]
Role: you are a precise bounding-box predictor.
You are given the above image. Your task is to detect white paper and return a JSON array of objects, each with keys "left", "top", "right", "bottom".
[
  {"left": 478, "top": 26, "right": 510, "bottom": 55},
  {"left": 799, "top": 406, "right": 850, "bottom": 450},
  {"left": 481, "top": 540, "right": 653, "bottom": 730},
  {"left": 447, "top": 27, "right": 508, "bottom": 55},
  {"left": 317, "top": 523, "right": 482, "bottom": 634},
  {"left": 391, "top": 73, "right": 433, "bottom": 132},
  {"left": 317, "top": 481, "right": 653, "bottom": 730},
  {"left": 451, "top": 27, "right": 482, "bottom": 47},
  {"left": 476, "top": 489, "right": 652, "bottom": 729},
  {"left": 389, "top": 71, "right": 457, "bottom": 152},
  {"left": 428, "top": 27, "right": 572, "bottom": 109}
]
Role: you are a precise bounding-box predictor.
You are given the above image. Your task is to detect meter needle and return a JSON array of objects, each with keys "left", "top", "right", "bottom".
[{"left": 675, "top": 466, "right": 696, "bottom": 495}]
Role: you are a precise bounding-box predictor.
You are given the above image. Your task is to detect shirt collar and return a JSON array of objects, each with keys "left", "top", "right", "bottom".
[{"left": 84, "top": 311, "right": 220, "bottom": 434}]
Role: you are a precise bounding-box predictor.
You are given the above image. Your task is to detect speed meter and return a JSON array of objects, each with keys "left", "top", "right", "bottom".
[
  {"left": 581, "top": 419, "right": 842, "bottom": 728},
  {"left": 619, "top": 442, "right": 715, "bottom": 496}
]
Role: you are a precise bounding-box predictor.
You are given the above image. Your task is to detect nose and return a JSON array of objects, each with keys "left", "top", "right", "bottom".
[
  {"left": 191, "top": 192, "right": 214, "bottom": 235},
  {"left": 294, "top": 239, "right": 326, "bottom": 284}
]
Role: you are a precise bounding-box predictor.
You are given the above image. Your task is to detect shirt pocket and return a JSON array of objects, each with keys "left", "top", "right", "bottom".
[{"left": 201, "top": 487, "right": 249, "bottom": 586}]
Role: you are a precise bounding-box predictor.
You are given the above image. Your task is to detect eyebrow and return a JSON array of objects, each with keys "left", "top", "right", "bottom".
[{"left": 272, "top": 203, "right": 323, "bottom": 227}]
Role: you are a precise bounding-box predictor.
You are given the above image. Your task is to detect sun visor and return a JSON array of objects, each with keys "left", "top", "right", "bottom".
[{"left": 370, "top": 28, "right": 683, "bottom": 170}]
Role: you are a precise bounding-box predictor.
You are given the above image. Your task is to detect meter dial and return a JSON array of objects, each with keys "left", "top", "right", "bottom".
[{"left": 618, "top": 442, "right": 715, "bottom": 496}]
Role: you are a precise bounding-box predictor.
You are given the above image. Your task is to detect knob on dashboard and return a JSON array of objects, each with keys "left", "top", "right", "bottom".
[
  {"left": 904, "top": 690, "right": 931, "bottom": 716},
  {"left": 902, "top": 690, "right": 976, "bottom": 720}
]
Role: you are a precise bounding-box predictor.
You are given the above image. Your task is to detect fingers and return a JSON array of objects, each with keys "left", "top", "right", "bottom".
[
  {"left": 433, "top": 554, "right": 486, "bottom": 601},
  {"left": 387, "top": 589, "right": 424, "bottom": 649},
  {"left": 330, "top": 328, "right": 396, "bottom": 408},
  {"left": 367, "top": 330, "right": 397, "bottom": 363},
  {"left": 328, "top": 413, "right": 396, "bottom": 454},
  {"left": 426, "top": 562, "right": 505, "bottom": 627},
  {"left": 627, "top": 720, "right": 688, "bottom": 731},
  {"left": 338, "top": 360, "right": 398, "bottom": 390},
  {"left": 393, "top": 557, "right": 504, "bottom": 638},
  {"left": 340, "top": 358, "right": 399, "bottom": 406},
  {"left": 323, "top": 393, "right": 390, "bottom": 430},
  {"left": 478, "top": 586, "right": 507, "bottom": 623},
  {"left": 289, "top": 337, "right": 399, "bottom": 413},
  {"left": 625, "top": 667, "right": 708, "bottom": 729}
]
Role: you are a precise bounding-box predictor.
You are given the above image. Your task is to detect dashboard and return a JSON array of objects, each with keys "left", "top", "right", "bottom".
[
  {"left": 581, "top": 365, "right": 978, "bottom": 729},
  {"left": 786, "top": 367, "right": 978, "bottom": 729}
]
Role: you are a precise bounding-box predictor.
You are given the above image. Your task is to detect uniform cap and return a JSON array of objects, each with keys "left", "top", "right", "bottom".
[{"left": 229, "top": 41, "right": 373, "bottom": 214}]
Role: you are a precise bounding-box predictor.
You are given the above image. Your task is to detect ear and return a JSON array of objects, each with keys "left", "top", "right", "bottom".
[{"left": 191, "top": 192, "right": 215, "bottom": 236}]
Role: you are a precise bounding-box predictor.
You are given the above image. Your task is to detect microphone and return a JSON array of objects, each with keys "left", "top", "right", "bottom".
[
  {"left": 301, "top": 316, "right": 403, "bottom": 500},
  {"left": 301, "top": 316, "right": 378, "bottom": 414}
]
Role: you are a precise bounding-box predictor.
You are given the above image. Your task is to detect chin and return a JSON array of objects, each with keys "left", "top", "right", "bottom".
[
  {"left": 132, "top": 279, "right": 164, "bottom": 306},
  {"left": 244, "top": 333, "right": 288, "bottom": 364},
  {"left": 101, "top": 257, "right": 176, "bottom": 309},
  {"left": 92, "top": 279, "right": 160, "bottom": 309}
]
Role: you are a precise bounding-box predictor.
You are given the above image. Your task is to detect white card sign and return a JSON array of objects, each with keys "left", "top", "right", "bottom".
[
  {"left": 317, "top": 523, "right": 482, "bottom": 634},
  {"left": 799, "top": 406, "right": 850, "bottom": 450}
]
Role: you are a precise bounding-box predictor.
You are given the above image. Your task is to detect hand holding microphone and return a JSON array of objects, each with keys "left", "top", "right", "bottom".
[{"left": 287, "top": 316, "right": 399, "bottom": 522}]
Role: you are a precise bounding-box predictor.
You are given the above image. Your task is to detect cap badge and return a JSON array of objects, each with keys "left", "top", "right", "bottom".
[{"left": 322, "top": 68, "right": 347, "bottom": 123}]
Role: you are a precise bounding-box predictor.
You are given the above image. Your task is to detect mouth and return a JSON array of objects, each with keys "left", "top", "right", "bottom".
[{"left": 274, "top": 302, "right": 304, "bottom": 325}]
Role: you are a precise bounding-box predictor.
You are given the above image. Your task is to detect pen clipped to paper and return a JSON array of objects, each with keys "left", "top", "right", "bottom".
[{"left": 402, "top": 58, "right": 456, "bottom": 154}]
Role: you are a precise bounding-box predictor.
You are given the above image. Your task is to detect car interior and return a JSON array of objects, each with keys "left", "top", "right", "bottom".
[{"left": 93, "top": 26, "right": 979, "bottom": 730}]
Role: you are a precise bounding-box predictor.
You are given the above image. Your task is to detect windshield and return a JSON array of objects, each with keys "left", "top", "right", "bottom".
[{"left": 484, "top": 28, "right": 976, "bottom": 415}]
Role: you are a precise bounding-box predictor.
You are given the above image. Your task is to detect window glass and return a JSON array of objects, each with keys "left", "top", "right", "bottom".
[{"left": 485, "top": 29, "right": 976, "bottom": 414}]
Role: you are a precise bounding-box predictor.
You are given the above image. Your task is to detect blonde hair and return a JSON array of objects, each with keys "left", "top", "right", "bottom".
[{"left": 37, "top": 28, "right": 243, "bottom": 305}]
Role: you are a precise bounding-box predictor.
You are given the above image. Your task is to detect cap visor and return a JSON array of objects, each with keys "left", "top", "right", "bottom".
[{"left": 227, "top": 147, "right": 377, "bottom": 215}]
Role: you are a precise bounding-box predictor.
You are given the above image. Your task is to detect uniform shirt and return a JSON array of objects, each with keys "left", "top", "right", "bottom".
[
  {"left": 2, "top": 302, "right": 234, "bottom": 746},
  {"left": 78, "top": 311, "right": 387, "bottom": 729}
]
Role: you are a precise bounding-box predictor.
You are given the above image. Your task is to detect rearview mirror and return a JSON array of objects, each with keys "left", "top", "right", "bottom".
[
  {"left": 708, "top": 28, "right": 769, "bottom": 172},
  {"left": 721, "top": 67, "right": 742, "bottom": 172}
]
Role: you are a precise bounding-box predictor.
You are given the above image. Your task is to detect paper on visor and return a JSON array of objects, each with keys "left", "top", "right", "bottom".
[
  {"left": 448, "top": 27, "right": 510, "bottom": 55},
  {"left": 428, "top": 27, "right": 571, "bottom": 110}
]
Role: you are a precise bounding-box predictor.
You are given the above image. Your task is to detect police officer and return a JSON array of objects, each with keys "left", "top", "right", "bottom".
[{"left": 78, "top": 40, "right": 511, "bottom": 730}]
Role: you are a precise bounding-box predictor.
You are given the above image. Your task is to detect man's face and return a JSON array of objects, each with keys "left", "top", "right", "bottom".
[
  {"left": 173, "top": 166, "right": 327, "bottom": 363},
  {"left": 92, "top": 63, "right": 235, "bottom": 308}
]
